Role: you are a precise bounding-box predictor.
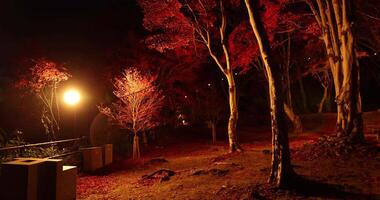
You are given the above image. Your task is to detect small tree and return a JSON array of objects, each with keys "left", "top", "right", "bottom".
[
  {"left": 203, "top": 87, "right": 226, "bottom": 144},
  {"left": 16, "top": 59, "right": 70, "bottom": 140},
  {"left": 99, "top": 68, "right": 164, "bottom": 159}
]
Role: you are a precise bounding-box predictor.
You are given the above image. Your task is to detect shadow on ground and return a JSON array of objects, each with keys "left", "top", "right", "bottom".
[{"left": 251, "top": 175, "right": 380, "bottom": 200}]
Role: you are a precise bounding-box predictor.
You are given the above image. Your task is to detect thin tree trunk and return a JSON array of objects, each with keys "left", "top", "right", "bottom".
[
  {"left": 142, "top": 131, "right": 148, "bottom": 147},
  {"left": 132, "top": 133, "right": 140, "bottom": 159},
  {"left": 284, "top": 32, "right": 293, "bottom": 111},
  {"left": 151, "top": 130, "right": 156, "bottom": 143},
  {"left": 326, "top": 86, "right": 333, "bottom": 112},
  {"left": 263, "top": 46, "right": 302, "bottom": 133},
  {"left": 298, "top": 76, "right": 308, "bottom": 112},
  {"left": 196, "top": 1, "right": 241, "bottom": 152},
  {"left": 226, "top": 73, "right": 240, "bottom": 152},
  {"left": 211, "top": 122, "right": 217, "bottom": 144},
  {"left": 284, "top": 103, "right": 303, "bottom": 133},
  {"left": 285, "top": 69, "right": 293, "bottom": 110},
  {"left": 245, "top": 0, "right": 294, "bottom": 188},
  {"left": 318, "top": 86, "right": 328, "bottom": 113}
]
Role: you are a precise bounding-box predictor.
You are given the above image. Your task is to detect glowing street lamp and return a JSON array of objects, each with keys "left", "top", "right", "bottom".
[
  {"left": 63, "top": 89, "right": 81, "bottom": 106},
  {"left": 63, "top": 89, "right": 81, "bottom": 136}
]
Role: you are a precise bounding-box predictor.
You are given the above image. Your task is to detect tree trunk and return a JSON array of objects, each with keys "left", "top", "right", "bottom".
[
  {"left": 142, "top": 131, "right": 148, "bottom": 147},
  {"left": 226, "top": 74, "right": 241, "bottom": 152},
  {"left": 318, "top": 86, "right": 328, "bottom": 113},
  {"left": 132, "top": 133, "right": 140, "bottom": 159},
  {"left": 245, "top": 0, "right": 294, "bottom": 188},
  {"left": 285, "top": 70, "right": 293, "bottom": 110},
  {"left": 308, "top": 0, "right": 364, "bottom": 141},
  {"left": 151, "top": 130, "right": 156, "bottom": 143},
  {"left": 336, "top": 4, "right": 363, "bottom": 140},
  {"left": 211, "top": 122, "right": 217, "bottom": 144},
  {"left": 298, "top": 76, "right": 308, "bottom": 112},
  {"left": 284, "top": 103, "right": 303, "bottom": 133},
  {"left": 198, "top": 1, "right": 241, "bottom": 152}
]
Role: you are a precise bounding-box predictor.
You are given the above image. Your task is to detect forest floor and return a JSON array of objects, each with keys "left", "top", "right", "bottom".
[{"left": 77, "top": 112, "right": 380, "bottom": 200}]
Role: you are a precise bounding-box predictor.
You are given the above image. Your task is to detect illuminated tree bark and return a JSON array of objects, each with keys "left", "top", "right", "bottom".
[
  {"left": 319, "top": 85, "right": 329, "bottom": 113},
  {"left": 307, "top": 0, "right": 363, "bottom": 140},
  {"left": 281, "top": 33, "right": 302, "bottom": 133},
  {"left": 226, "top": 72, "right": 240, "bottom": 152},
  {"left": 191, "top": 1, "right": 241, "bottom": 152},
  {"left": 284, "top": 103, "right": 302, "bottom": 133},
  {"left": 245, "top": 0, "right": 294, "bottom": 187},
  {"left": 316, "top": 70, "right": 331, "bottom": 113}
]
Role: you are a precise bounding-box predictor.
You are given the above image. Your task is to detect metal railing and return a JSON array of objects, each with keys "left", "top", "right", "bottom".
[
  {"left": 0, "top": 137, "right": 87, "bottom": 161},
  {"left": 0, "top": 137, "right": 85, "bottom": 152}
]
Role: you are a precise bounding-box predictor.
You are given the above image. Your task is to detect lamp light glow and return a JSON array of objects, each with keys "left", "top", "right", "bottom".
[{"left": 63, "top": 89, "right": 81, "bottom": 106}]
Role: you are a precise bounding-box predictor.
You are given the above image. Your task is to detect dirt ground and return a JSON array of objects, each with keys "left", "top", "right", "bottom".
[{"left": 77, "top": 112, "right": 380, "bottom": 200}]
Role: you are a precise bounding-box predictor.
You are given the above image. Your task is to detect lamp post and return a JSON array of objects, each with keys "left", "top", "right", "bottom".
[{"left": 63, "top": 89, "right": 81, "bottom": 136}]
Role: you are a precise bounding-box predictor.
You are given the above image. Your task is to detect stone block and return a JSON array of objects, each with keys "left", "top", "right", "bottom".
[
  {"left": 103, "top": 144, "right": 113, "bottom": 166},
  {"left": 60, "top": 166, "right": 77, "bottom": 200},
  {"left": 0, "top": 158, "right": 46, "bottom": 200},
  {"left": 81, "top": 146, "right": 103, "bottom": 171}
]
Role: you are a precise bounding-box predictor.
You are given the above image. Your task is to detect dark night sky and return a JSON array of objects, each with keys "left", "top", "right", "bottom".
[{"left": 0, "top": 0, "right": 142, "bottom": 75}]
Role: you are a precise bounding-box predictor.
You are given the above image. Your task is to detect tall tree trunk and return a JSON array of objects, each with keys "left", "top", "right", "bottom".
[
  {"left": 132, "top": 132, "right": 140, "bottom": 159},
  {"left": 245, "top": 0, "right": 294, "bottom": 188},
  {"left": 226, "top": 73, "right": 240, "bottom": 152},
  {"left": 197, "top": 1, "right": 241, "bottom": 152},
  {"left": 336, "top": 0, "right": 363, "bottom": 140},
  {"left": 308, "top": 0, "right": 364, "bottom": 141}
]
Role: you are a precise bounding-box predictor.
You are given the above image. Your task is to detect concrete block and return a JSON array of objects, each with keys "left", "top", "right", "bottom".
[
  {"left": 60, "top": 166, "right": 77, "bottom": 200},
  {"left": 103, "top": 144, "right": 113, "bottom": 166},
  {"left": 1, "top": 157, "right": 78, "bottom": 200},
  {"left": 39, "top": 159, "right": 63, "bottom": 200},
  {"left": 81, "top": 146, "right": 103, "bottom": 171},
  {"left": 38, "top": 159, "right": 77, "bottom": 200},
  {"left": 0, "top": 158, "right": 46, "bottom": 200}
]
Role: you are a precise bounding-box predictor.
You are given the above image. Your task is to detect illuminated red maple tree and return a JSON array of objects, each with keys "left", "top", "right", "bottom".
[
  {"left": 16, "top": 58, "right": 70, "bottom": 140},
  {"left": 98, "top": 68, "right": 164, "bottom": 159}
]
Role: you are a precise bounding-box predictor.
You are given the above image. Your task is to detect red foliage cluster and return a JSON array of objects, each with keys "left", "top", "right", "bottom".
[
  {"left": 139, "top": 0, "right": 316, "bottom": 74},
  {"left": 14, "top": 58, "right": 70, "bottom": 93},
  {"left": 29, "top": 59, "right": 70, "bottom": 92},
  {"left": 138, "top": 0, "right": 194, "bottom": 53}
]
